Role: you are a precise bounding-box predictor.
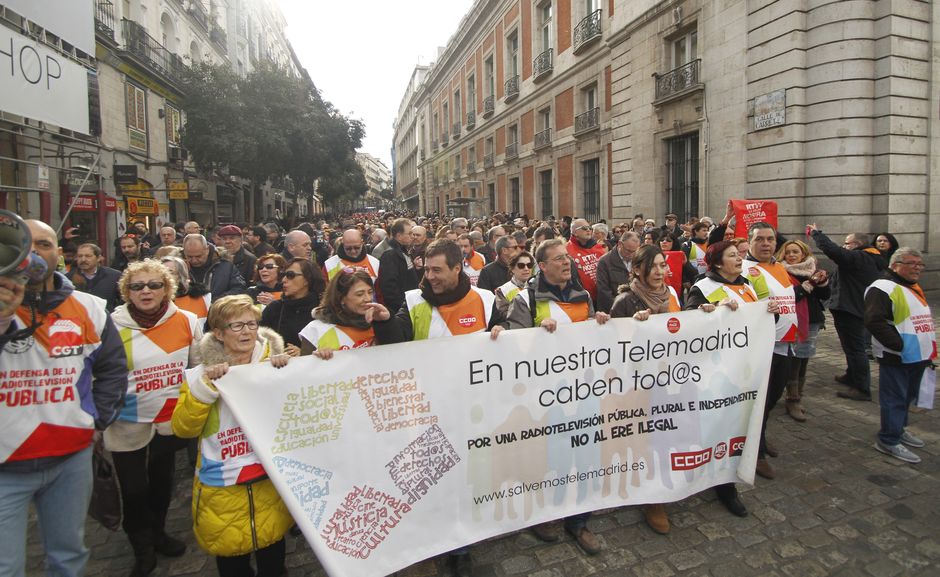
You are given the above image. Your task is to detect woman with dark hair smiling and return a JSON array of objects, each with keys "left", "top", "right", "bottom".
[
  {"left": 247, "top": 253, "right": 285, "bottom": 306},
  {"left": 299, "top": 269, "right": 391, "bottom": 358},
  {"left": 260, "top": 258, "right": 322, "bottom": 356}
]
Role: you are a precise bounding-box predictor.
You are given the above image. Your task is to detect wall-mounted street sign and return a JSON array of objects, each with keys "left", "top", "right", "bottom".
[{"left": 114, "top": 165, "right": 139, "bottom": 185}]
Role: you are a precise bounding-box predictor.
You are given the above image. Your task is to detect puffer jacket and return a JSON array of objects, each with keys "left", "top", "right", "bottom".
[{"left": 171, "top": 327, "right": 292, "bottom": 557}]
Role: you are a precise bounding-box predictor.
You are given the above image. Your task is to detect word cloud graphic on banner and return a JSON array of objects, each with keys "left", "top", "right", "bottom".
[{"left": 216, "top": 303, "right": 774, "bottom": 577}]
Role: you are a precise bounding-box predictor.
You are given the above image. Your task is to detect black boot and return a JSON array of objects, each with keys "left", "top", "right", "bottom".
[
  {"left": 153, "top": 531, "right": 187, "bottom": 557},
  {"left": 128, "top": 529, "right": 157, "bottom": 577}
]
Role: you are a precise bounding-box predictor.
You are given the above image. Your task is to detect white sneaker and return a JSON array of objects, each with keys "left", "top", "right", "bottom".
[
  {"left": 875, "top": 440, "right": 921, "bottom": 464},
  {"left": 900, "top": 431, "right": 925, "bottom": 448}
]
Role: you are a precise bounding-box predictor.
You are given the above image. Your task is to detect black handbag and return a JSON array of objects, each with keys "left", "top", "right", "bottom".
[{"left": 88, "top": 439, "right": 122, "bottom": 531}]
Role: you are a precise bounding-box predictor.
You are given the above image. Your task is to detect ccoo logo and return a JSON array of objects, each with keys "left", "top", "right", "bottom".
[{"left": 458, "top": 315, "right": 477, "bottom": 328}]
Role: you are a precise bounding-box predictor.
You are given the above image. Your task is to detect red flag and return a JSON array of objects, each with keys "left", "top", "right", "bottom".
[
  {"left": 731, "top": 199, "right": 778, "bottom": 231},
  {"left": 663, "top": 251, "right": 684, "bottom": 298}
]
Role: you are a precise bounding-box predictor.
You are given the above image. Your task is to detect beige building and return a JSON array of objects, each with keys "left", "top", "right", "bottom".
[
  {"left": 356, "top": 152, "right": 392, "bottom": 207},
  {"left": 397, "top": 0, "right": 938, "bottom": 285},
  {"left": 393, "top": 64, "right": 429, "bottom": 212}
]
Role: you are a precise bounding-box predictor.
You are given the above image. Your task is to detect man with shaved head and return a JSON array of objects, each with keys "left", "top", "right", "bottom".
[
  {"left": 159, "top": 226, "right": 178, "bottom": 247},
  {"left": 324, "top": 229, "right": 381, "bottom": 283},
  {"left": 0, "top": 220, "right": 127, "bottom": 577},
  {"left": 566, "top": 218, "right": 607, "bottom": 302},
  {"left": 410, "top": 225, "right": 430, "bottom": 282}
]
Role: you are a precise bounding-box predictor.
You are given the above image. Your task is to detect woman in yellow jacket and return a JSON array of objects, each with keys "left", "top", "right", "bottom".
[{"left": 171, "top": 294, "right": 292, "bottom": 577}]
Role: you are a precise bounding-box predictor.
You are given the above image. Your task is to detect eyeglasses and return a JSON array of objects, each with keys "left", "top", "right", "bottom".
[
  {"left": 897, "top": 261, "right": 925, "bottom": 268},
  {"left": 257, "top": 263, "right": 279, "bottom": 270},
  {"left": 128, "top": 281, "right": 165, "bottom": 291},
  {"left": 281, "top": 270, "right": 303, "bottom": 280},
  {"left": 546, "top": 255, "right": 570, "bottom": 263},
  {"left": 515, "top": 262, "right": 534, "bottom": 269},
  {"left": 344, "top": 245, "right": 363, "bottom": 251},
  {"left": 226, "top": 320, "right": 259, "bottom": 332},
  {"left": 575, "top": 225, "right": 591, "bottom": 231}
]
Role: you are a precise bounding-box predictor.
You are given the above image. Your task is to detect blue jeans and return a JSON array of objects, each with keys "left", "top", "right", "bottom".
[
  {"left": 0, "top": 446, "right": 93, "bottom": 577},
  {"left": 877, "top": 363, "right": 927, "bottom": 446},
  {"left": 832, "top": 310, "right": 870, "bottom": 394}
]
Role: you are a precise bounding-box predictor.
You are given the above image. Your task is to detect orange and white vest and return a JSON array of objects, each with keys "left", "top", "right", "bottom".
[
  {"left": 688, "top": 241, "right": 708, "bottom": 275},
  {"left": 462, "top": 252, "right": 486, "bottom": 286},
  {"left": 1, "top": 292, "right": 109, "bottom": 462},
  {"left": 116, "top": 308, "right": 199, "bottom": 424},
  {"left": 743, "top": 258, "right": 797, "bottom": 343},
  {"left": 692, "top": 277, "right": 758, "bottom": 306},
  {"left": 866, "top": 279, "right": 937, "bottom": 363},
  {"left": 175, "top": 293, "right": 211, "bottom": 324},
  {"left": 406, "top": 286, "right": 496, "bottom": 340},
  {"left": 325, "top": 254, "right": 380, "bottom": 283},
  {"left": 299, "top": 319, "right": 376, "bottom": 351}
]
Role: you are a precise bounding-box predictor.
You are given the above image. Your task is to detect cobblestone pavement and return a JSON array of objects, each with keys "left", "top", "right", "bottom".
[{"left": 26, "top": 312, "right": 940, "bottom": 577}]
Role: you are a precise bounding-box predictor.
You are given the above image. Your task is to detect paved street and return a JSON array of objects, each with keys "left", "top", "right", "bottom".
[{"left": 26, "top": 313, "right": 940, "bottom": 577}]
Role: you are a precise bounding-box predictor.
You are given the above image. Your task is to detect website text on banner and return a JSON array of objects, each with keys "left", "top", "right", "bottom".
[{"left": 216, "top": 303, "right": 775, "bottom": 577}]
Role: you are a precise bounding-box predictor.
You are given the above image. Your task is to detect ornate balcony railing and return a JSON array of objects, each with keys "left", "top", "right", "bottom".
[
  {"left": 441, "top": 132, "right": 449, "bottom": 147},
  {"left": 467, "top": 160, "right": 476, "bottom": 173},
  {"left": 483, "top": 95, "right": 495, "bottom": 118},
  {"left": 95, "top": 1, "right": 115, "bottom": 41},
  {"left": 505, "top": 141, "right": 518, "bottom": 160},
  {"left": 534, "top": 127, "right": 552, "bottom": 150},
  {"left": 533, "top": 48, "right": 553, "bottom": 80},
  {"left": 504, "top": 75, "right": 519, "bottom": 102},
  {"left": 573, "top": 9, "right": 602, "bottom": 53},
  {"left": 483, "top": 153, "right": 494, "bottom": 169},
  {"left": 210, "top": 26, "right": 227, "bottom": 50},
  {"left": 452, "top": 122, "right": 461, "bottom": 139},
  {"left": 122, "top": 19, "right": 187, "bottom": 85},
  {"left": 188, "top": 2, "right": 209, "bottom": 31},
  {"left": 654, "top": 59, "right": 703, "bottom": 102},
  {"left": 575, "top": 107, "right": 600, "bottom": 134},
  {"left": 466, "top": 110, "right": 476, "bottom": 129}
]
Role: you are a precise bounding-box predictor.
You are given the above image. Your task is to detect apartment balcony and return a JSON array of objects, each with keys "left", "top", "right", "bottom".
[
  {"left": 454, "top": 166, "right": 461, "bottom": 180},
  {"left": 467, "top": 160, "right": 476, "bottom": 173},
  {"left": 122, "top": 19, "right": 187, "bottom": 87},
  {"left": 419, "top": 149, "right": 426, "bottom": 161},
  {"left": 533, "top": 48, "right": 553, "bottom": 81},
  {"left": 452, "top": 122, "right": 461, "bottom": 139},
  {"left": 534, "top": 127, "right": 552, "bottom": 150},
  {"left": 504, "top": 75, "right": 519, "bottom": 103},
  {"left": 505, "top": 141, "right": 518, "bottom": 160},
  {"left": 441, "top": 132, "right": 449, "bottom": 147},
  {"left": 188, "top": 1, "right": 209, "bottom": 31},
  {"left": 653, "top": 59, "right": 704, "bottom": 105},
  {"left": 466, "top": 110, "right": 475, "bottom": 129},
  {"left": 95, "top": 1, "right": 115, "bottom": 42},
  {"left": 483, "top": 153, "right": 494, "bottom": 169},
  {"left": 483, "top": 95, "right": 495, "bottom": 118},
  {"left": 432, "top": 175, "right": 440, "bottom": 186},
  {"left": 432, "top": 139, "right": 439, "bottom": 153},
  {"left": 573, "top": 9, "right": 602, "bottom": 54},
  {"left": 575, "top": 107, "right": 600, "bottom": 135},
  {"left": 210, "top": 26, "right": 227, "bottom": 51}
]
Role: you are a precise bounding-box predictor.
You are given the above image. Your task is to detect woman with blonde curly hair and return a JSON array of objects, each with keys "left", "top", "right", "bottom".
[
  {"left": 172, "top": 295, "right": 292, "bottom": 577},
  {"left": 107, "top": 259, "right": 203, "bottom": 576},
  {"left": 775, "top": 239, "right": 830, "bottom": 421}
]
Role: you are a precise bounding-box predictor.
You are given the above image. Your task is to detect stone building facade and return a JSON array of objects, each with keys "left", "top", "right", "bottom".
[
  {"left": 393, "top": 64, "right": 429, "bottom": 212},
  {"left": 397, "top": 0, "right": 938, "bottom": 285}
]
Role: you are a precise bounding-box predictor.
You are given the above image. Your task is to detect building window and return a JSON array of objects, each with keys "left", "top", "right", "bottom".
[
  {"left": 673, "top": 30, "right": 698, "bottom": 69},
  {"left": 538, "top": 107, "right": 551, "bottom": 131},
  {"left": 467, "top": 75, "right": 476, "bottom": 113},
  {"left": 539, "top": 1, "right": 553, "bottom": 52},
  {"left": 125, "top": 81, "right": 147, "bottom": 152},
  {"left": 666, "top": 132, "right": 700, "bottom": 222},
  {"left": 484, "top": 56, "right": 494, "bottom": 98},
  {"left": 507, "top": 30, "right": 519, "bottom": 78},
  {"left": 165, "top": 103, "right": 182, "bottom": 146},
  {"left": 454, "top": 89, "right": 461, "bottom": 129},
  {"left": 488, "top": 182, "right": 496, "bottom": 213},
  {"left": 583, "top": 84, "right": 597, "bottom": 111},
  {"left": 540, "top": 169, "right": 553, "bottom": 217},
  {"left": 582, "top": 158, "right": 600, "bottom": 221},
  {"left": 509, "top": 177, "right": 520, "bottom": 214}
]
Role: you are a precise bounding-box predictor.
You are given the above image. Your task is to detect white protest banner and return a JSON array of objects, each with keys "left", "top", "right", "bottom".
[
  {"left": 0, "top": 26, "right": 90, "bottom": 134},
  {"left": 216, "top": 303, "right": 774, "bottom": 577}
]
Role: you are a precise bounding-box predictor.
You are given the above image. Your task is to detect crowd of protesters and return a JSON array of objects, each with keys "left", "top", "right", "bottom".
[{"left": 0, "top": 203, "right": 933, "bottom": 577}]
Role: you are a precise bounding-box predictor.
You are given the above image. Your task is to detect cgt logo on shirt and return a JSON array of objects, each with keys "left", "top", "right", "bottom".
[{"left": 48, "top": 318, "right": 84, "bottom": 358}]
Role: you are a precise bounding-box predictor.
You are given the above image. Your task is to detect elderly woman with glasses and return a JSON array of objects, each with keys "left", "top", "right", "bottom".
[
  {"left": 246, "top": 253, "right": 285, "bottom": 306},
  {"left": 260, "top": 257, "right": 322, "bottom": 356},
  {"left": 172, "top": 295, "right": 292, "bottom": 577},
  {"left": 299, "top": 268, "right": 391, "bottom": 358},
  {"left": 107, "top": 260, "right": 203, "bottom": 576}
]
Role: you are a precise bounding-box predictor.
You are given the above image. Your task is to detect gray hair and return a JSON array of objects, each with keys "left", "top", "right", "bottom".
[
  {"left": 468, "top": 230, "right": 484, "bottom": 242},
  {"left": 889, "top": 247, "right": 922, "bottom": 266},
  {"left": 285, "top": 230, "right": 310, "bottom": 247},
  {"left": 451, "top": 217, "right": 468, "bottom": 228},
  {"left": 495, "top": 235, "right": 515, "bottom": 252},
  {"left": 486, "top": 225, "right": 505, "bottom": 242},
  {"left": 160, "top": 256, "right": 190, "bottom": 292},
  {"left": 620, "top": 230, "right": 640, "bottom": 244},
  {"left": 77, "top": 243, "right": 102, "bottom": 257},
  {"left": 182, "top": 233, "right": 208, "bottom": 249},
  {"left": 592, "top": 223, "right": 608, "bottom": 235}
]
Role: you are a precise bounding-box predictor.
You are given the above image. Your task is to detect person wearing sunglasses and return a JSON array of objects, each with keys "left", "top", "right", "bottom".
[
  {"left": 247, "top": 254, "right": 286, "bottom": 307},
  {"left": 172, "top": 295, "right": 291, "bottom": 577},
  {"left": 866, "top": 248, "right": 934, "bottom": 465},
  {"left": 299, "top": 269, "right": 391, "bottom": 358},
  {"left": 566, "top": 218, "right": 607, "bottom": 303},
  {"left": 324, "top": 229, "right": 380, "bottom": 283},
  {"left": 260, "top": 258, "right": 323, "bottom": 357},
  {"left": 493, "top": 251, "right": 535, "bottom": 315},
  {"left": 107, "top": 259, "right": 203, "bottom": 576}
]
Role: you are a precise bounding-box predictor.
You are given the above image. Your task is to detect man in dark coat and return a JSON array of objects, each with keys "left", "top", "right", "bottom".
[
  {"left": 594, "top": 231, "right": 640, "bottom": 313},
  {"left": 181, "top": 234, "right": 246, "bottom": 300},
  {"left": 477, "top": 236, "right": 519, "bottom": 292},
  {"left": 67, "top": 243, "right": 122, "bottom": 312},
  {"left": 808, "top": 225, "right": 886, "bottom": 401},
  {"left": 376, "top": 218, "right": 418, "bottom": 315},
  {"left": 217, "top": 225, "right": 257, "bottom": 284}
]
